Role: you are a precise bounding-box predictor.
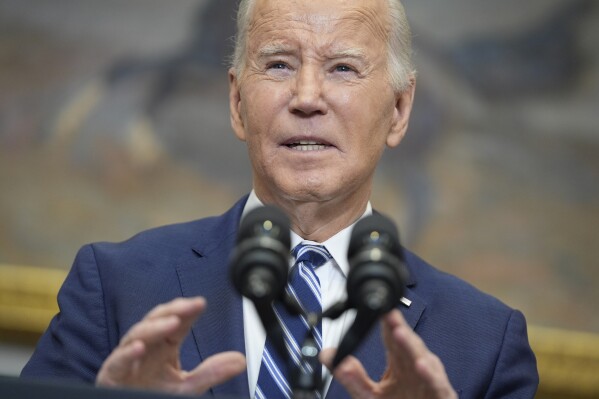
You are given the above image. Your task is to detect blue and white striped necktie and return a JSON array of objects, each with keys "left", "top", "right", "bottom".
[{"left": 255, "top": 243, "right": 332, "bottom": 399}]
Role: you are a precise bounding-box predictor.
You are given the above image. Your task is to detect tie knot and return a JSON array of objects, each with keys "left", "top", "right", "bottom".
[{"left": 292, "top": 244, "right": 331, "bottom": 269}]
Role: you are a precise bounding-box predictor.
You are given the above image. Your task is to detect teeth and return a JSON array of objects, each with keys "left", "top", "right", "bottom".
[
  {"left": 295, "top": 144, "right": 325, "bottom": 151},
  {"left": 289, "top": 140, "right": 327, "bottom": 151}
]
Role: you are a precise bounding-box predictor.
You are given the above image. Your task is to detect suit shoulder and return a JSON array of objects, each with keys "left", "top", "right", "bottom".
[
  {"left": 404, "top": 249, "right": 513, "bottom": 316},
  {"left": 403, "top": 250, "right": 538, "bottom": 396},
  {"left": 90, "top": 216, "right": 211, "bottom": 256},
  {"left": 88, "top": 196, "right": 246, "bottom": 262}
]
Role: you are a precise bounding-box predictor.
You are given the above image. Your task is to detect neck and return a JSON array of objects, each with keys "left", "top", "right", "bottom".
[{"left": 254, "top": 189, "right": 371, "bottom": 243}]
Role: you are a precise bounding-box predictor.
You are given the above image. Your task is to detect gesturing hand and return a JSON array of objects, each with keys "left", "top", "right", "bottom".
[
  {"left": 96, "top": 297, "right": 246, "bottom": 395},
  {"left": 321, "top": 309, "right": 457, "bottom": 399}
]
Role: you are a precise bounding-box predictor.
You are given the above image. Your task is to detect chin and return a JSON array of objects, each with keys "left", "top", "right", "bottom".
[
  {"left": 258, "top": 170, "right": 344, "bottom": 203},
  {"left": 281, "top": 183, "right": 340, "bottom": 204}
]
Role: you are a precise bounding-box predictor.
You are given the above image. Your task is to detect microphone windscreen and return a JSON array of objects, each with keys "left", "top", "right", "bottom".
[
  {"left": 346, "top": 213, "right": 408, "bottom": 312},
  {"left": 230, "top": 205, "right": 291, "bottom": 302},
  {"left": 347, "top": 213, "right": 402, "bottom": 260},
  {"left": 237, "top": 205, "right": 291, "bottom": 248}
]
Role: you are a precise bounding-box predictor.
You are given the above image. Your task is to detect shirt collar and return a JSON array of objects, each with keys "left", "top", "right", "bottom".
[{"left": 242, "top": 190, "right": 373, "bottom": 277}]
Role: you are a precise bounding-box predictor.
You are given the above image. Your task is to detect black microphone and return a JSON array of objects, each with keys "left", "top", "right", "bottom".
[
  {"left": 230, "top": 205, "right": 291, "bottom": 303},
  {"left": 229, "top": 205, "right": 291, "bottom": 360},
  {"left": 332, "top": 213, "right": 408, "bottom": 368}
]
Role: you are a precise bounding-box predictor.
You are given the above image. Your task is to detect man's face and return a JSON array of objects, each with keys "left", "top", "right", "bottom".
[{"left": 229, "top": 0, "right": 414, "bottom": 207}]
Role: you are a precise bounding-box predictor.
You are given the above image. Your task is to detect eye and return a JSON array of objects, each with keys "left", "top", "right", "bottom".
[
  {"left": 267, "top": 62, "right": 288, "bottom": 70},
  {"left": 334, "top": 64, "right": 355, "bottom": 73}
]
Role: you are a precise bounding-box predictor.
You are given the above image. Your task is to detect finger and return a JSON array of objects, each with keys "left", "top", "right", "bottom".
[
  {"left": 120, "top": 315, "right": 181, "bottom": 346},
  {"left": 144, "top": 297, "right": 206, "bottom": 321},
  {"left": 389, "top": 311, "right": 430, "bottom": 361},
  {"left": 120, "top": 297, "right": 206, "bottom": 346},
  {"left": 383, "top": 310, "right": 429, "bottom": 370},
  {"left": 181, "top": 351, "right": 247, "bottom": 395},
  {"left": 167, "top": 302, "right": 206, "bottom": 344},
  {"left": 320, "top": 348, "right": 375, "bottom": 399},
  {"left": 415, "top": 352, "right": 449, "bottom": 388},
  {"left": 144, "top": 297, "right": 206, "bottom": 344},
  {"left": 96, "top": 340, "right": 146, "bottom": 387},
  {"left": 381, "top": 310, "right": 411, "bottom": 373},
  {"left": 384, "top": 310, "right": 456, "bottom": 395}
]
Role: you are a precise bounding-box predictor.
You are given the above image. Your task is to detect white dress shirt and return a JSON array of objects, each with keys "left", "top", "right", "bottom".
[{"left": 241, "top": 191, "right": 371, "bottom": 397}]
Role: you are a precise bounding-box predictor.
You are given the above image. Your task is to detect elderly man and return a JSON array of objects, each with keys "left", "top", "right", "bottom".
[{"left": 21, "top": 0, "right": 539, "bottom": 398}]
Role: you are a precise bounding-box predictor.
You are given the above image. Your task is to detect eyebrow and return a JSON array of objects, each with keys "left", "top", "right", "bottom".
[
  {"left": 258, "top": 43, "right": 367, "bottom": 62},
  {"left": 328, "top": 47, "right": 367, "bottom": 60},
  {"left": 257, "top": 43, "right": 293, "bottom": 58}
]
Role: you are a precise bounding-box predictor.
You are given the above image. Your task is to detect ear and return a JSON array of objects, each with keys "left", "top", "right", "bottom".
[
  {"left": 387, "top": 77, "right": 416, "bottom": 148},
  {"left": 229, "top": 67, "right": 247, "bottom": 142}
]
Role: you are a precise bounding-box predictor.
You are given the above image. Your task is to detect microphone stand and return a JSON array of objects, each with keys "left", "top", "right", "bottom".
[
  {"left": 259, "top": 294, "right": 378, "bottom": 398},
  {"left": 291, "top": 300, "right": 358, "bottom": 398},
  {"left": 292, "top": 324, "right": 323, "bottom": 399},
  {"left": 251, "top": 276, "right": 397, "bottom": 397},
  {"left": 281, "top": 296, "right": 325, "bottom": 399}
]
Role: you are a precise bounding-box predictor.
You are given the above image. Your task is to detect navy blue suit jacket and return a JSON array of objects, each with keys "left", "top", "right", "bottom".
[{"left": 22, "top": 196, "right": 538, "bottom": 398}]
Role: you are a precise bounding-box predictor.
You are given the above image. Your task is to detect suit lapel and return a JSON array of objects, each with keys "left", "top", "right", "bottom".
[
  {"left": 175, "top": 197, "right": 250, "bottom": 397},
  {"left": 399, "top": 287, "right": 427, "bottom": 330}
]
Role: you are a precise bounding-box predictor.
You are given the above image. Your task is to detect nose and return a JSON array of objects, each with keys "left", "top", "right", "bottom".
[{"left": 289, "top": 65, "right": 328, "bottom": 116}]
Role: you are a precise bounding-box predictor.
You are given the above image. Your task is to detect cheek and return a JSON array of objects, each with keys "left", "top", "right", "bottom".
[
  {"left": 334, "top": 82, "right": 394, "bottom": 123},
  {"left": 364, "top": 93, "right": 396, "bottom": 141},
  {"left": 244, "top": 89, "right": 289, "bottom": 131},
  {"left": 332, "top": 89, "right": 354, "bottom": 107},
  {"left": 245, "top": 139, "right": 273, "bottom": 178}
]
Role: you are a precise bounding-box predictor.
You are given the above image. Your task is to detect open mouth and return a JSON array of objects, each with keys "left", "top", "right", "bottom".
[{"left": 286, "top": 140, "right": 330, "bottom": 151}]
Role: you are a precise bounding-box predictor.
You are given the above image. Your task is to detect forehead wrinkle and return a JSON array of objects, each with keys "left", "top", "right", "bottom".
[
  {"left": 249, "top": 0, "right": 390, "bottom": 38},
  {"left": 291, "top": 13, "right": 335, "bottom": 33},
  {"left": 342, "top": 7, "right": 390, "bottom": 44},
  {"left": 247, "top": 6, "right": 291, "bottom": 42},
  {"left": 247, "top": 0, "right": 391, "bottom": 65}
]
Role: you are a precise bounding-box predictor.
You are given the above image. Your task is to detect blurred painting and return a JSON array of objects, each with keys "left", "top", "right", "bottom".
[{"left": 0, "top": 0, "right": 598, "bottom": 334}]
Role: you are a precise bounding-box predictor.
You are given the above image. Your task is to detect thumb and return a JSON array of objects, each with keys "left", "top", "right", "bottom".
[
  {"left": 319, "top": 348, "right": 336, "bottom": 371},
  {"left": 182, "top": 351, "right": 246, "bottom": 395},
  {"left": 319, "top": 348, "right": 375, "bottom": 399}
]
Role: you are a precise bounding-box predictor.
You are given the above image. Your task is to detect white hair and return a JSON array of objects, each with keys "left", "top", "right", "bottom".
[{"left": 231, "top": 0, "right": 415, "bottom": 91}]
